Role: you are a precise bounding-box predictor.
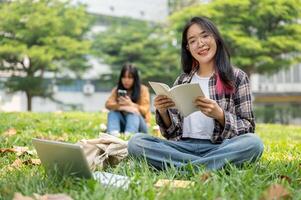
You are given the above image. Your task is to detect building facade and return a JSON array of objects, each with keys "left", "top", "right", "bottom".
[
  {"left": 250, "top": 64, "right": 301, "bottom": 124},
  {"left": 78, "top": 0, "right": 169, "bottom": 22}
]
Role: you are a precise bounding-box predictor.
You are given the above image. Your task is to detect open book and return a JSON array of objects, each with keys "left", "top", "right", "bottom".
[{"left": 149, "top": 81, "right": 204, "bottom": 117}]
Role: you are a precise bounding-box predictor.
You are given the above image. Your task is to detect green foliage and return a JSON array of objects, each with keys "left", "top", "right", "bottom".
[
  {"left": 255, "top": 104, "right": 301, "bottom": 124},
  {"left": 92, "top": 0, "right": 301, "bottom": 87},
  {"left": 0, "top": 0, "right": 93, "bottom": 110},
  {"left": 169, "top": 0, "right": 301, "bottom": 75},
  {"left": 0, "top": 112, "right": 301, "bottom": 199},
  {"left": 168, "top": 0, "right": 201, "bottom": 14},
  {"left": 92, "top": 19, "right": 180, "bottom": 86}
]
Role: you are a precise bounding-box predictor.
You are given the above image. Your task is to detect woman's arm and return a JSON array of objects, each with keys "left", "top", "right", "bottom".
[
  {"left": 154, "top": 75, "right": 187, "bottom": 140},
  {"left": 194, "top": 69, "right": 255, "bottom": 141},
  {"left": 154, "top": 95, "right": 173, "bottom": 128},
  {"left": 220, "top": 73, "right": 255, "bottom": 137},
  {"left": 105, "top": 88, "right": 120, "bottom": 110}
]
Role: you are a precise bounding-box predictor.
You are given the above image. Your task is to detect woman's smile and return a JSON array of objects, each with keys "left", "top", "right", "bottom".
[{"left": 197, "top": 48, "right": 210, "bottom": 56}]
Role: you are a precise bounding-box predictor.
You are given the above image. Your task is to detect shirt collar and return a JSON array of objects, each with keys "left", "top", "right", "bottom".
[{"left": 184, "top": 66, "right": 216, "bottom": 83}]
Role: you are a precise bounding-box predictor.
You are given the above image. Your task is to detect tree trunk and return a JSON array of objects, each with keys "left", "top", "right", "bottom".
[
  {"left": 25, "top": 91, "right": 32, "bottom": 111},
  {"left": 244, "top": 68, "right": 252, "bottom": 78}
]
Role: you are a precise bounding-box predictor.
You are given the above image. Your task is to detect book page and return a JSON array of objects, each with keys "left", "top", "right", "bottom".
[
  {"left": 170, "top": 83, "right": 204, "bottom": 117},
  {"left": 148, "top": 82, "right": 172, "bottom": 98},
  {"left": 93, "top": 171, "right": 130, "bottom": 190}
]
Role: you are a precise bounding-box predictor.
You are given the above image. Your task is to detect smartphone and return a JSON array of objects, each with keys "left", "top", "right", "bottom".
[{"left": 117, "top": 89, "right": 127, "bottom": 97}]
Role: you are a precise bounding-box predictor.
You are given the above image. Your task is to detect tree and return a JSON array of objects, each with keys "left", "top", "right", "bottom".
[
  {"left": 92, "top": 19, "right": 180, "bottom": 86},
  {"left": 0, "top": 0, "right": 92, "bottom": 111},
  {"left": 169, "top": 0, "right": 301, "bottom": 76},
  {"left": 168, "top": 0, "right": 201, "bottom": 14}
]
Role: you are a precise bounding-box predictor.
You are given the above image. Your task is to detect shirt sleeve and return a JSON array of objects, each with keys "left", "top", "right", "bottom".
[
  {"left": 155, "top": 109, "right": 183, "bottom": 140},
  {"left": 220, "top": 72, "right": 255, "bottom": 139},
  {"left": 155, "top": 75, "right": 185, "bottom": 140},
  {"left": 105, "top": 87, "right": 119, "bottom": 110}
]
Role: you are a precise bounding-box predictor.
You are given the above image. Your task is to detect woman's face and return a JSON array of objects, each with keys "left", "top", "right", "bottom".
[
  {"left": 121, "top": 71, "right": 134, "bottom": 90},
  {"left": 186, "top": 23, "right": 217, "bottom": 66}
]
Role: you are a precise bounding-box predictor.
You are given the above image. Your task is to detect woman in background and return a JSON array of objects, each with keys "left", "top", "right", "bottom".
[{"left": 105, "top": 63, "right": 151, "bottom": 136}]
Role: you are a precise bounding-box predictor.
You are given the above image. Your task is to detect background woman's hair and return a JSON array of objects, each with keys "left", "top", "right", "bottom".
[
  {"left": 181, "top": 16, "right": 235, "bottom": 94},
  {"left": 117, "top": 63, "right": 141, "bottom": 102}
]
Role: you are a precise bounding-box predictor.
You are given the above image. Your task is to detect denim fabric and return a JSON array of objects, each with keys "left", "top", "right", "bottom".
[
  {"left": 128, "top": 133, "right": 263, "bottom": 170},
  {"left": 107, "top": 111, "right": 148, "bottom": 134}
]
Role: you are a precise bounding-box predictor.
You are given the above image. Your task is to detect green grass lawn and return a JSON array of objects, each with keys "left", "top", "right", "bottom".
[{"left": 0, "top": 112, "right": 300, "bottom": 200}]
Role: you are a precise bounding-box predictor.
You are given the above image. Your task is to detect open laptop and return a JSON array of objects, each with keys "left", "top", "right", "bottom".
[{"left": 32, "top": 138, "right": 130, "bottom": 189}]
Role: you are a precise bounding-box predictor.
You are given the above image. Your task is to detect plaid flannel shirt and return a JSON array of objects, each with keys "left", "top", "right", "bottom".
[{"left": 155, "top": 67, "right": 255, "bottom": 143}]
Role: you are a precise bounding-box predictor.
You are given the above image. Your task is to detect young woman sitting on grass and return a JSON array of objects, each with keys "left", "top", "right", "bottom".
[
  {"left": 127, "top": 16, "right": 264, "bottom": 171},
  {"left": 105, "top": 63, "right": 151, "bottom": 136}
]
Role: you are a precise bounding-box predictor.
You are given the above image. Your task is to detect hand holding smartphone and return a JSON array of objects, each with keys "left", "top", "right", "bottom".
[
  {"left": 117, "top": 89, "right": 127, "bottom": 97},
  {"left": 117, "top": 89, "right": 132, "bottom": 107}
]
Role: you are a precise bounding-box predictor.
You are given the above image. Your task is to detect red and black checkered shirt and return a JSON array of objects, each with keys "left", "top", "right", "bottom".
[{"left": 155, "top": 67, "right": 255, "bottom": 143}]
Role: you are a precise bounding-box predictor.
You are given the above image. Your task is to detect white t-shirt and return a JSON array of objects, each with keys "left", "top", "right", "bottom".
[{"left": 182, "top": 73, "right": 215, "bottom": 139}]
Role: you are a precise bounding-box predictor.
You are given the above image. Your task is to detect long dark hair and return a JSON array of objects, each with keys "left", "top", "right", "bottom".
[
  {"left": 181, "top": 16, "right": 235, "bottom": 94},
  {"left": 117, "top": 63, "right": 141, "bottom": 103}
]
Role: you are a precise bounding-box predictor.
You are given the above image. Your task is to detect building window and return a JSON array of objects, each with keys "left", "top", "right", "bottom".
[
  {"left": 276, "top": 71, "right": 283, "bottom": 83},
  {"left": 58, "top": 80, "right": 85, "bottom": 92},
  {"left": 109, "top": 6, "right": 114, "bottom": 12},
  {"left": 140, "top": 10, "right": 145, "bottom": 16},
  {"left": 259, "top": 75, "right": 266, "bottom": 84},
  {"left": 285, "top": 68, "right": 291, "bottom": 83},
  {"left": 293, "top": 64, "right": 301, "bottom": 83}
]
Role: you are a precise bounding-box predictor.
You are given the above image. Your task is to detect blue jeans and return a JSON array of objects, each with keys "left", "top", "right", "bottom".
[
  {"left": 128, "top": 133, "right": 264, "bottom": 170},
  {"left": 107, "top": 111, "right": 148, "bottom": 134}
]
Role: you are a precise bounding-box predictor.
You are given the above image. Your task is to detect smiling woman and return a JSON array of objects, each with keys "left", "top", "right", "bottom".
[
  {"left": 127, "top": 16, "right": 264, "bottom": 171},
  {"left": 186, "top": 24, "right": 217, "bottom": 69}
]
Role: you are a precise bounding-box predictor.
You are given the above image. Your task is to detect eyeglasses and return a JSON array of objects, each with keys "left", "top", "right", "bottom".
[{"left": 187, "top": 34, "right": 212, "bottom": 49}]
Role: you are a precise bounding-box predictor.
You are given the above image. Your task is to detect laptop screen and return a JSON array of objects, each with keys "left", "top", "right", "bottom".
[{"left": 32, "top": 138, "right": 93, "bottom": 179}]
